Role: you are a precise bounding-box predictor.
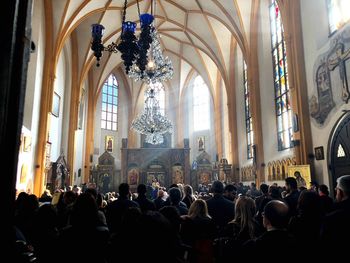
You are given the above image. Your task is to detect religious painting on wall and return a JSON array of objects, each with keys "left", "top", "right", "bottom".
[
  {"left": 20, "top": 164, "right": 28, "bottom": 184},
  {"left": 288, "top": 165, "right": 311, "bottom": 189},
  {"left": 197, "top": 136, "right": 205, "bottom": 151},
  {"left": 127, "top": 168, "right": 139, "bottom": 186},
  {"left": 315, "top": 146, "right": 325, "bottom": 160},
  {"left": 310, "top": 24, "right": 350, "bottom": 126},
  {"left": 199, "top": 171, "right": 211, "bottom": 185},
  {"left": 219, "top": 170, "right": 226, "bottom": 182},
  {"left": 172, "top": 166, "right": 184, "bottom": 184},
  {"left": 105, "top": 136, "right": 114, "bottom": 152},
  {"left": 45, "top": 141, "right": 52, "bottom": 171},
  {"left": 23, "top": 136, "right": 32, "bottom": 152},
  {"left": 146, "top": 172, "right": 165, "bottom": 187}
]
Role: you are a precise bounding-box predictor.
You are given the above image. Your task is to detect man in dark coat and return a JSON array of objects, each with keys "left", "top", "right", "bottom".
[{"left": 206, "top": 181, "right": 235, "bottom": 236}]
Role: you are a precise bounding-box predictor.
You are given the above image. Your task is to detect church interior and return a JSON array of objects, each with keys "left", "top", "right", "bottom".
[{"left": 2, "top": 0, "right": 350, "bottom": 261}]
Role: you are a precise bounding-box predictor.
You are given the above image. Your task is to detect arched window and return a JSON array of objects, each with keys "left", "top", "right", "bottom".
[
  {"left": 193, "top": 75, "right": 210, "bottom": 131},
  {"left": 327, "top": 0, "right": 350, "bottom": 34},
  {"left": 101, "top": 75, "right": 118, "bottom": 131},
  {"left": 243, "top": 61, "right": 253, "bottom": 159},
  {"left": 269, "top": 0, "right": 292, "bottom": 151}
]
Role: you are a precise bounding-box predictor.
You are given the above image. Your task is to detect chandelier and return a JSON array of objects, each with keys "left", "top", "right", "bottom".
[
  {"left": 90, "top": 0, "right": 173, "bottom": 84},
  {"left": 128, "top": 26, "right": 174, "bottom": 84},
  {"left": 131, "top": 85, "right": 173, "bottom": 144},
  {"left": 90, "top": 0, "right": 153, "bottom": 71}
]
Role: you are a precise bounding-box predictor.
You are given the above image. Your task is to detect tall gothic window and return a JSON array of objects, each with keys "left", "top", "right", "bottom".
[
  {"left": 101, "top": 74, "right": 118, "bottom": 131},
  {"left": 269, "top": 0, "right": 292, "bottom": 151},
  {"left": 327, "top": 0, "right": 350, "bottom": 34},
  {"left": 243, "top": 61, "right": 253, "bottom": 159},
  {"left": 193, "top": 75, "right": 210, "bottom": 131}
]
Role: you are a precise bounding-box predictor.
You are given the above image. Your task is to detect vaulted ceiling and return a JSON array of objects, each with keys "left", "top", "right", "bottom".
[{"left": 51, "top": 0, "right": 257, "bottom": 99}]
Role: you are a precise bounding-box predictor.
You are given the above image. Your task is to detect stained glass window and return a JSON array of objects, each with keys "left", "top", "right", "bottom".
[
  {"left": 243, "top": 61, "right": 254, "bottom": 159},
  {"left": 269, "top": 0, "right": 292, "bottom": 151},
  {"left": 101, "top": 75, "right": 118, "bottom": 131},
  {"left": 328, "top": 0, "right": 350, "bottom": 34},
  {"left": 193, "top": 75, "right": 210, "bottom": 131}
]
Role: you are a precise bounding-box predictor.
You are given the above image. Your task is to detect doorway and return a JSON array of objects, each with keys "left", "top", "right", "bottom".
[{"left": 328, "top": 112, "right": 350, "bottom": 195}]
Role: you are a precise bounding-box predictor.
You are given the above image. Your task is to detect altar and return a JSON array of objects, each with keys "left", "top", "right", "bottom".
[{"left": 121, "top": 138, "right": 191, "bottom": 191}]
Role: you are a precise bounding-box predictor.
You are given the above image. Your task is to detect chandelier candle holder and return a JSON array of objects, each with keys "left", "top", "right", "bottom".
[
  {"left": 128, "top": 26, "right": 174, "bottom": 84},
  {"left": 131, "top": 88, "right": 173, "bottom": 144},
  {"left": 90, "top": 0, "right": 154, "bottom": 72}
]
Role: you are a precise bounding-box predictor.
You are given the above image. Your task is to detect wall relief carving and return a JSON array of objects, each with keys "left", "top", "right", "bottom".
[{"left": 311, "top": 24, "right": 350, "bottom": 126}]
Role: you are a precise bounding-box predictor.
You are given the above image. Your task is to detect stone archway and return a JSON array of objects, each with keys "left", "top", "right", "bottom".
[{"left": 328, "top": 112, "right": 350, "bottom": 194}]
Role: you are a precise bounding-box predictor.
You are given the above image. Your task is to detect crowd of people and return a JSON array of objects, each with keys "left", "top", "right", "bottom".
[{"left": 13, "top": 175, "right": 350, "bottom": 262}]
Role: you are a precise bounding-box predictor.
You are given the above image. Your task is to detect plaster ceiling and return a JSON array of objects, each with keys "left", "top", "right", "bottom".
[{"left": 51, "top": 0, "right": 255, "bottom": 97}]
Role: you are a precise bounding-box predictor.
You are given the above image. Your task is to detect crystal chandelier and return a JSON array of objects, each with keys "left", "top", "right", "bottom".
[
  {"left": 131, "top": 86, "right": 173, "bottom": 144},
  {"left": 128, "top": 26, "right": 174, "bottom": 84}
]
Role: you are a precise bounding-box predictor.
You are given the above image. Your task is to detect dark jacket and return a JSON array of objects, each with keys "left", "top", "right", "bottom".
[{"left": 206, "top": 195, "right": 235, "bottom": 232}]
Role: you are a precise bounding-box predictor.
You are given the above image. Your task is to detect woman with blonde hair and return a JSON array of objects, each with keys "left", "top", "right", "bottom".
[
  {"left": 187, "top": 199, "right": 209, "bottom": 219},
  {"left": 220, "top": 196, "right": 263, "bottom": 258},
  {"left": 183, "top": 184, "right": 196, "bottom": 210},
  {"left": 181, "top": 199, "right": 216, "bottom": 263}
]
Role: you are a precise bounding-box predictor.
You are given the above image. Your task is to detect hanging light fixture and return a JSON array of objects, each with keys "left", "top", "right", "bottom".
[
  {"left": 90, "top": 0, "right": 173, "bottom": 82},
  {"left": 90, "top": 0, "right": 153, "bottom": 72},
  {"left": 131, "top": 85, "right": 173, "bottom": 144},
  {"left": 128, "top": 25, "right": 174, "bottom": 84},
  {"left": 128, "top": 0, "right": 173, "bottom": 84}
]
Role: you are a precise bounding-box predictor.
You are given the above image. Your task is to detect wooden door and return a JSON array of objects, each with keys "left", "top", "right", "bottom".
[{"left": 329, "top": 112, "right": 350, "bottom": 194}]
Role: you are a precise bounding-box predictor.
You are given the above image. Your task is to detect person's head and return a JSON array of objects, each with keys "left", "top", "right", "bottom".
[
  {"left": 211, "top": 180, "right": 224, "bottom": 194},
  {"left": 263, "top": 200, "right": 289, "bottom": 230},
  {"left": 234, "top": 196, "right": 256, "bottom": 224},
  {"left": 157, "top": 189, "right": 165, "bottom": 198},
  {"left": 137, "top": 184, "right": 147, "bottom": 195},
  {"left": 224, "top": 184, "right": 237, "bottom": 201},
  {"left": 119, "top": 183, "right": 130, "bottom": 198},
  {"left": 335, "top": 175, "right": 350, "bottom": 202},
  {"left": 168, "top": 187, "right": 182, "bottom": 205},
  {"left": 285, "top": 177, "right": 298, "bottom": 192},
  {"left": 297, "top": 190, "right": 321, "bottom": 215},
  {"left": 260, "top": 183, "right": 269, "bottom": 195},
  {"left": 183, "top": 184, "right": 194, "bottom": 197},
  {"left": 269, "top": 185, "right": 281, "bottom": 199},
  {"left": 294, "top": 171, "right": 301, "bottom": 179},
  {"left": 232, "top": 196, "right": 256, "bottom": 238},
  {"left": 309, "top": 181, "right": 319, "bottom": 192},
  {"left": 318, "top": 184, "right": 329, "bottom": 196},
  {"left": 188, "top": 199, "right": 210, "bottom": 219}
]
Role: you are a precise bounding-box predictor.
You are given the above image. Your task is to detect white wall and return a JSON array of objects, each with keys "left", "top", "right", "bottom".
[
  {"left": 16, "top": 0, "right": 45, "bottom": 193},
  {"left": 60, "top": 44, "right": 72, "bottom": 158},
  {"left": 301, "top": 0, "right": 350, "bottom": 186},
  {"left": 73, "top": 81, "right": 88, "bottom": 185},
  {"left": 73, "top": 129, "right": 84, "bottom": 186},
  {"left": 221, "top": 81, "right": 231, "bottom": 163},
  {"left": 49, "top": 50, "right": 68, "bottom": 161},
  {"left": 94, "top": 72, "right": 129, "bottom": 169},
  {"left": 184, "top": 75, "right": 217, "bottom": 163}
]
